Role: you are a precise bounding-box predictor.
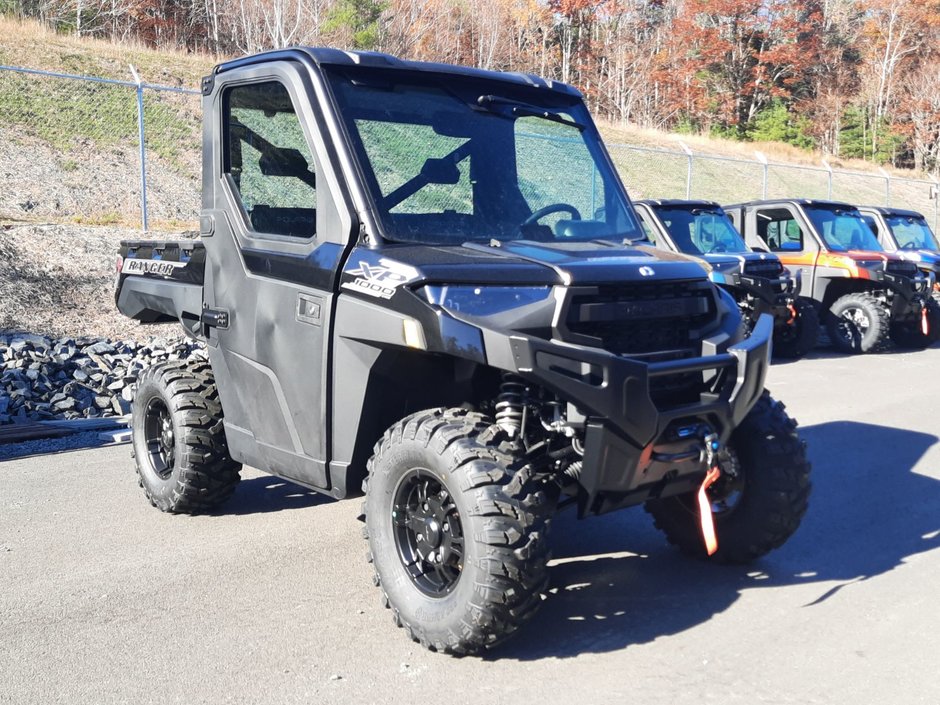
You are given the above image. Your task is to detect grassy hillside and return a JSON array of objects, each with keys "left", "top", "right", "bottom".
[{"left": 0, "top": 16, "right": 211, "bottom": 84}]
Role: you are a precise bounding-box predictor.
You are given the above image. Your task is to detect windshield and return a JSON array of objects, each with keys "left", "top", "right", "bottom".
[
  {"left": 805, "top": 206, "right": 883, "bottom": 252},
  {"left": 325, "top": 67, "right": 643, "bottom": 245},
  {"left": 655, "top": 207, "right": 749, "bottom": 255},
  {"left": 886, "top": 214, "right": 940, "bottom": 251}
]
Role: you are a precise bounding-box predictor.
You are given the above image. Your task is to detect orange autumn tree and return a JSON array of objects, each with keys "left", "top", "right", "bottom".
[{"left": 660, "top": 0, "right": 821, "bottom": 136}]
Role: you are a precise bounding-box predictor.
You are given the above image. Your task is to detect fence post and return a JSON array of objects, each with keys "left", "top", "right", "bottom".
[
  {"left": 878, "top": 167, "right": 891, "bottom": 206},
  {"left": 129, "top": 64, "right": 149, "bottom": 232},
  {"left": 933, "top": 181, "right": 939, "bottom": 235},
  {"left": 822, "top": 159, "right": 833, "bottom": 199},
  {"left": 677, "top": 141, "right": 693, "bottom": 199},
  {"left": 755, "top": 151, "right": 768, "bottom": 199}
]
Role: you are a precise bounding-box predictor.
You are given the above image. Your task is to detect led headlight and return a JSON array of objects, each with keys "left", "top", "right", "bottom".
[{"left": 422, "top": 285, "right": 552, "bottom": 316}]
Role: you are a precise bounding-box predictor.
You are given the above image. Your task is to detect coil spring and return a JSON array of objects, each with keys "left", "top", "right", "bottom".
[
  {"left": 495, "top": 373, "right": 527, "bottom": 436},
  {"left": 564, "top": 460, "right": 583, "bottom": 481}
]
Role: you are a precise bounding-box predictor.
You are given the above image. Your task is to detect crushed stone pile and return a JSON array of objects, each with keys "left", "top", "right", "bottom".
[{"left": 0, "top": 334, "right": 203, "bottom": 424}]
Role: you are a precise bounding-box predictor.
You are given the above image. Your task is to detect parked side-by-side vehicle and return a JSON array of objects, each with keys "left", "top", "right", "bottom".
[
  {"left": 634, "top": 199, "right": 819, "bottom": 359},
  {"left": 857, "top": 205, "right": 940, "bottom": 296},
  {"left": 114, "top": 48, "right": 811, "bottom": 655},
  {"left": 724, "top": 199, "right": 939, "bottom": 353}
]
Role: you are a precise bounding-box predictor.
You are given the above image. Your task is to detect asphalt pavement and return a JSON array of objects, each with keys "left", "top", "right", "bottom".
[{"left": 3, "top": 347, "right": 940, "bottom": 704}]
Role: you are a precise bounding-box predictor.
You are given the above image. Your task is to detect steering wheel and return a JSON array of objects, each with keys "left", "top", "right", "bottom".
[
  {"left": 521, "top": 203, "right": 582, "bottom": 227},
  {"left": 901, "top": 242, "right": 919, "bottom": 250}
]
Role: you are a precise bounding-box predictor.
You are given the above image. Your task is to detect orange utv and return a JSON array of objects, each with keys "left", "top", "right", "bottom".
[{"left": 724, "top": 200, "right": 938, "bottom": 353}]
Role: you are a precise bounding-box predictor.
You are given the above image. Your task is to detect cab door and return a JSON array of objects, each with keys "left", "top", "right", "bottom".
[
  {"left": 750, "top": 205, "right": 818, "bottom": 297},
  {"left": 200, "top": 61, "right": 354, "bottom": 491}
]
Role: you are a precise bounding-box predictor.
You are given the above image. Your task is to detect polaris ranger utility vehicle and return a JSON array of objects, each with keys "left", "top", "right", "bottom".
[
  {"left": 857, "top": 206, "right": 940, "bottom": 295},
  {"left": 634, "top": 200, "right": 819, "bottom": 359},
  {"left": 724, "top": 199, "right": 938, "bottom": 353},
  {"left": 115, "top": 48, "right": 811, "bottom": 655}
]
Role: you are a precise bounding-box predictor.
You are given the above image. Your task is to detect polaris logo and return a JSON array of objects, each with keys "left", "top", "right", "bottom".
[{"left": 638, "top": 266, "right": 655, "bottom": 277}]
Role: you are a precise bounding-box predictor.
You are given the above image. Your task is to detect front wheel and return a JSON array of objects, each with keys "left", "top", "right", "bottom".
[
  {"left": 773, "top": 297, "right": 819, "bottom": 359},
  {"left": 826, "top": 291, "right": 890, "bottom": 354},
  {"left": 362, "top": 409, "right": 556, "bottom": 654},
  {"left": 645, "top": 392, "right": 811, "bottom": 564},
  {"left": 889, "top": 298, "right": 940, "bottom": 349}
]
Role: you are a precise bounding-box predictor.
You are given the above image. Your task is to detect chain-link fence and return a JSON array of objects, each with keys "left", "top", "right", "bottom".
[
  {"left": 610, "top": 143, "right": 940, "bottom": 231},
  {"left": 0, "top": 64, "right": 200, "bottom": 229},
  {"left": 1, "top": 63, "right": 939, "bottom": 233}
]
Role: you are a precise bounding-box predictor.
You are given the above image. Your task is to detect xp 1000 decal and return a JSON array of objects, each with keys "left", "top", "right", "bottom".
[{"left": 342, "top": 259, "right": 420, "bottom": 299}]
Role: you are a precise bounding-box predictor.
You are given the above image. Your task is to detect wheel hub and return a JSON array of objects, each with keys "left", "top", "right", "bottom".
[
  {"left": 392, "top": 470, "right": 464, "bottom": 596},
  {"left": 840, "top": 306, "right": 870, "bottom": 330},
  {"left": 144, "top": 398, "right": 176, "bottom": 480}
]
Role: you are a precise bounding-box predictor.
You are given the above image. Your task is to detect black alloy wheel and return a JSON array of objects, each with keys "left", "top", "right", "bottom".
[
  {"left": 392, "top": 469, "right": 465, "bottom": 596},
  {"left": 143, "top": 397, "right": 175, "bottom": 480}
]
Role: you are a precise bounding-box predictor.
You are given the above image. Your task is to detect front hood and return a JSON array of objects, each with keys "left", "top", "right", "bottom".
[
  {"left": 485, "top": 240, "right": 709, "bottom": 284},
  {"left": 702, "top": 254, "right": 745, "bottom": 275},
  {"left": 840, "top": 251, "right": 890, "bottom": 262},
  {"left": 340, "top": 240, "right": 711, "bottom": 293},
  {"left": 898, "top": 249, "right": 940, "bottom": 269}
]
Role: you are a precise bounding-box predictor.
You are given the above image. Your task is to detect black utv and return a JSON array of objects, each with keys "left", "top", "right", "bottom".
[
  {"left": 114, "top": 48, "right": 811, "bottom": 655},
  {"left": 634, "top": 200, "right": 819, "bottom": 359}
]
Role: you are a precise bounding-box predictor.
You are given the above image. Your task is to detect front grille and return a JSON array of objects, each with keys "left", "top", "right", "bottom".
[
  {"left": 743, "top": 259, "right": 784, "bottom": 278},
  {"left": 886, "top": 259, "right": 917, "bottom": 276},
  {"left": 564, "top": 281, "right": 716, "bottom": 359},
  {"left": 562, "top": 281, "right": 717, "bottom": 407}
]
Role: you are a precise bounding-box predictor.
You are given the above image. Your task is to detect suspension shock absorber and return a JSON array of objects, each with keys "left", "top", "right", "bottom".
[{"left": 495, "top": 373, "right": 527, "bottom": 437}]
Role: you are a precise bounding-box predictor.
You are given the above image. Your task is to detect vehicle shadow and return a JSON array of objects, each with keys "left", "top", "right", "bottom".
[
  {"left": 487, "top": 420, "right": 940, "bottom": 661},
  {"left": 219, "top": 475, "right": 333, "bottom": 515},
  {"left": 772, "top": 330, "right": 937, "bottom": 366}
]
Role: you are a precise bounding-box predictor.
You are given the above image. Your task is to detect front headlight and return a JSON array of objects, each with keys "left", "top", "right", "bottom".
[
  {"left": 421, "top": 285, "right": 553, "bottom": 316},
  {"left": 853, "top": 259, "right": 881, "bottom": 269}
]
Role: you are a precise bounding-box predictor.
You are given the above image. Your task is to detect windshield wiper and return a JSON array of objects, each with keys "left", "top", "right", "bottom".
[{"left": 477, "top": 95, "right": 585, "bottom": 131}]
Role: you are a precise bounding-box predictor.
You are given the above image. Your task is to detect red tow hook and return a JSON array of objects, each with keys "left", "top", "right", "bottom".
[
  {"left": 698, "top": 434, "right": 722, "bottom": 556},
  {"left": 698, "top": 467, "right": 721, "bottom": 556},
  {"left": 786, "top": 302, "right": 798, "bottom": 325},
  {"left": 922, "top": 306, "right": 930, "bottom": 336}
]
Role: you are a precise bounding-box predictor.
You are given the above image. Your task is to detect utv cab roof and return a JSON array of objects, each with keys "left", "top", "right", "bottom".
[
  {"left": 724, "top": 198, "right": 857, "bottom": 210},
  {"left": 209, "top": 46, "right": 581, "bottom": 98},
  {"left": 636, "top": 199, "right": 723, "bottom": 210},
  {"left": 857, "top": 205, "right": 926, "bottom": 219}
]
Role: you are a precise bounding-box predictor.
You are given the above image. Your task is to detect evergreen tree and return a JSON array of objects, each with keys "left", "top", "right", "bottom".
[{"left": 325, "top": 0, "right": 388, "bottom": 50}]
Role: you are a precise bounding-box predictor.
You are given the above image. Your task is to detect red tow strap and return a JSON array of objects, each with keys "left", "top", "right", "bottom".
[
  {"left": 922, "top": 307, "right": 930, "bottom": 336},
  {"left": 697, "top": 466, "right": 722, "bottom": 556}
]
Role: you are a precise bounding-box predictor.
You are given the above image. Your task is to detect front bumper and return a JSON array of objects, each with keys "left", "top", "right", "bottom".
[
  {"left": 884, "top": 270, "right": 932, "bottom": 302},
  {"left": 882, "top": 270, "right": 934, "bottom": 319},
  {"left": 718, "top": 272, "right": 799, "bottom": 327},
  {"left": 727, "top": 273, "right": 794, "bottom": 307},
  {"left": 508, "top": 313, "right": 773, "bottom": 515}
]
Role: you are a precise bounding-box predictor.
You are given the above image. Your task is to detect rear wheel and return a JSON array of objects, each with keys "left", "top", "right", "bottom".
[
  {"left": 773, "top": 297, "right": 819, "bottom": 359},
  {"left": 826, "top": 291, "right": 890, "bottom": 354},
  {"left": 645, "top": 392, "right": 811, "bottom": 564},
  {"left": 131, "top": 361, "right": 241, "bottom": 513},
  {"left": 362, "top": 408, "right": 556, "bottom": 654},
  {"left": 889, "top": 298, "right": 940, "bottom": 349}
]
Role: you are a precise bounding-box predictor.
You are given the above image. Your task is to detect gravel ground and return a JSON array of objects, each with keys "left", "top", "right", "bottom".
[
  {"left": 0, "top": 222, "right": 193, "bottom": 339},
  {"left": 0, "top": 430, "right": 114, "bottom": 461}
]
